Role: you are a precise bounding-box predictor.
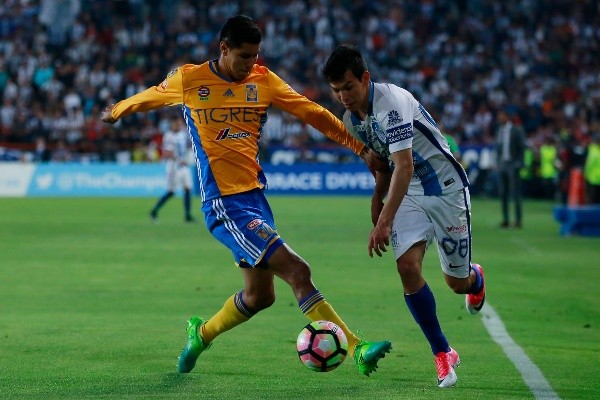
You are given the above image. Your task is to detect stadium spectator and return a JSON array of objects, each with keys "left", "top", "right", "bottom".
[
  {"left": 101, "top": 14, "right": 391, "bottom": 377},
  {"left": 0, "top": 0, "right": 597, "bottom": 200}
]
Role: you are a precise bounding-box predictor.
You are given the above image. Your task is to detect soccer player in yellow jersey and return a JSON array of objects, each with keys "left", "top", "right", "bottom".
[{"left": 101, "top": 15, "right": 391, "bottom": 376}]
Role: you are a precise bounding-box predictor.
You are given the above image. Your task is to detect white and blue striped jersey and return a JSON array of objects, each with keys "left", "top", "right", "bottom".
[
  {"left": 163, "top": 128, "right": 190, "bottom": 167},
  {"left": 343, "top": 82, "right": 469, "bottom": 196}
]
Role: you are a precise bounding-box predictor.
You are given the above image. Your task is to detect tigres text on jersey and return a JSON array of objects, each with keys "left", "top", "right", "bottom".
[{"left": 110, "top": 61, "right": 365, "bottom": 202}]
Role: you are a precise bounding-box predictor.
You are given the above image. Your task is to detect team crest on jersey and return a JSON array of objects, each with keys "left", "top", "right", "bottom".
[
  {"left": 198, "top": 86, "right": 210, "bottom": 100},
  {"left": 159, "top": 79, "right": 168, "bottom": 91},
  {"left": 245, "top": 84, "right": 258, "bottom": 102},
  {"left": 387, "top": 110, "right": 403, "bottom": 126}
]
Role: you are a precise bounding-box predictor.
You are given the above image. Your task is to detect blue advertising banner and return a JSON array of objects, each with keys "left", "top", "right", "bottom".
[
  {"left": 1, "top": 162, "right": 375, "bottom": 197},
  {"left": 27, "top": 163, "right": 167, "bottom": 197},
  {"left": 263, "top": 163, "right": 375, "bottom": 195}
]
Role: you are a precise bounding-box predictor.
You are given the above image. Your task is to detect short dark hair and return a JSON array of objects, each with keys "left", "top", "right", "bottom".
[
  {"left": 219, "top": 15, "right": 262, "bottom": 48},
  {"left": 322, "top": 44, "right": 368, "bottom": 82}
]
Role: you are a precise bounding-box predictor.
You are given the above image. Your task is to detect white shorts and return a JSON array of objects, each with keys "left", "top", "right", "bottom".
[
  {"left": 391, "top": 187, "right": 472, "bottom": 278},
  {"left": 166, "top": 162, "right": 193, "bottom": 192}
]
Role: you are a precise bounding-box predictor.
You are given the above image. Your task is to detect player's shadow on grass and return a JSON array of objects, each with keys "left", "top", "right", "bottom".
[{"left": 157, "top": 372, "right": 196, "bottom": 392}]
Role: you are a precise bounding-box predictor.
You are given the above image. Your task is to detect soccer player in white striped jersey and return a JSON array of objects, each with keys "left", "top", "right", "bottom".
[
  {"left": 150, "top": 117, "right": 195, "bottom": 222},
  {"left": 323, "top": 45, "right": 486, "bottom": 388}
]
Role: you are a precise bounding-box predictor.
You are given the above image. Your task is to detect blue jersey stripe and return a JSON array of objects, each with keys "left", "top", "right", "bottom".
[
  {"left": 463, "top": 188, "right": 472, "bottom": 264},
  {"left": 183, "top": 106, "right": 221, "bottom": 202},
  {"left": 412, "top": 150, "right": 442, "bottom": 195},
  {"left": 418, "top": 103, "right": 438, "bottom": 128},
  {"left": 257, "top": 111, "right": 269, "bottom": 188},
  {"left": 414, "top": 120, "right": 469, "bottom": 187}
]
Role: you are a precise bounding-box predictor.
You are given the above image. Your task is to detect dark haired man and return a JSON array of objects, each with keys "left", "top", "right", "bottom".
[
  {"left": 102, "top": 16, "right": 390, "bottom": 376},
  {"left": 322, "top": 45, "right": 486, "bottom": 388}
]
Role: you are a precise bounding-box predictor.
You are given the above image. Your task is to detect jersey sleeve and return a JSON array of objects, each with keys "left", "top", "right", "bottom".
[
  {"left": 267, "top": 70, "right": 365, "bottom": 155},
  {"left": 378, "top": 89, "right": 415, "bottom": 154},
  {"left": 111, "top": 67, "right": 185, "bottom": 120}
]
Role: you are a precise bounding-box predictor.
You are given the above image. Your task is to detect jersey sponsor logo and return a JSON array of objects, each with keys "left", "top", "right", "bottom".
[
  {"left": 198, "top": 86, "right": 210, "bottom": 100},
  {"left": 215, "top": 128, "right": 251, "bottom": 141},
  {"left": 387, "top": 110, "right": 403, "bottom": 126},
  {"left": 223, "top": 88, "right": 235, "bottom": 97},
  {"left": 387, "top": 122, "right": 412, "bottom": 144},
  {"left": 193, "top": 107, "right": 264, "bottom": 124},
  {"left": 245, "top": 84, "right": 258, "bottom": 102}
]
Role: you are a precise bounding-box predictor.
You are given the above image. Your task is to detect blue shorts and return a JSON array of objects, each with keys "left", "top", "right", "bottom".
[{"left": 202, "top": 189, "right": 284, "bottom": 268}]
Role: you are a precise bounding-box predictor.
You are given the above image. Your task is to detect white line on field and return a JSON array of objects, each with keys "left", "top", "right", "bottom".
[
  {"left": 480, "top": 303, "right": 560, "bottom": 400},
  {"left": 509, "top": 237, "right": 543, "bottom": 256}
]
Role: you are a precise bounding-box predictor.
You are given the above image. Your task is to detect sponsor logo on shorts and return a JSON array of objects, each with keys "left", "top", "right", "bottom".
[
  {"left": 247, "top": 219, "right": 262, "bottom": 229},
  {"left": 446, "top": 225, "right": 467, "bottom": 234}
]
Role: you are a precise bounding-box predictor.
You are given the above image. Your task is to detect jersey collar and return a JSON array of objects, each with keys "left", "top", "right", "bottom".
[
  {"left": 209, "top": 59, "right": 234, "bottom": 82},
  {"left": 367, "top": 81, "right": 375, "bottom": 115},
  {"left": 350, "top": 81, "right": 375, "bottom": 123}
]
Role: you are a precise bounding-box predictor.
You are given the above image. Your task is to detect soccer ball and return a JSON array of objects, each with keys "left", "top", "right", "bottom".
[{"left": 296, "top": 320, "right": 348, "bottom": 372}]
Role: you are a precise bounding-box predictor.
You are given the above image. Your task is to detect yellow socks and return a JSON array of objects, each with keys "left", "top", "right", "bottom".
[
  {"left": 303, "top": 295, "right": 360, "bottom": 358},
  {"left": 200, "top": 291, "right": 253, "bottom": 344}
]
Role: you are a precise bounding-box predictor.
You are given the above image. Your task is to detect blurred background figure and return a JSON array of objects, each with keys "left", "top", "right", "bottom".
[
  {"left": 0, "top": 0, "right": 598, "bottom": 206},
  {"left": 584, "top": 133, "right": 600, "bottom": 204},
  {"left": 149, "top": 116, "right": 194, "bottom": 223},
  {"left": 495, "top": 110, "right": 526, "bottom": 229}
]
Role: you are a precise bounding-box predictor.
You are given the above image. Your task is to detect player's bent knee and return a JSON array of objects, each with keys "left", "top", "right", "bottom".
[
  {"left": 245, "top": 291, "right": 276, "bottom": 311},
  {"left": 445, "top": 276, "right": 470, "bottom": 294}
]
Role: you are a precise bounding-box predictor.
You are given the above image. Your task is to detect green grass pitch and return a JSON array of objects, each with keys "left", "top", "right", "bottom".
[{"left": 1, "top": 196, "right": 598, "bottom": 399}]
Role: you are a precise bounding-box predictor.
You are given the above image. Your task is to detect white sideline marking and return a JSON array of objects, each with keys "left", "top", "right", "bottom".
[
  {"left": 481, "top": 303, "right": 561, "bottom": 400},
  {"left": 509, "top": 237, "right": 543, "bottom": 256}
]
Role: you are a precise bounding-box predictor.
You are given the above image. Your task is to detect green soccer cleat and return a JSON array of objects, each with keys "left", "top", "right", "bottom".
[
  {"left": 353, "top": 340, "right": 392, "bottom": 376},
  {"left": 177, "top": 316, "right": 211, "bottom": 373}
]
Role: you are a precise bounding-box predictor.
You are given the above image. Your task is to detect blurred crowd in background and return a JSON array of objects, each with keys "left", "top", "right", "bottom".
[{"left": 1, "top": 0, "right": 599, "bottom": 201}]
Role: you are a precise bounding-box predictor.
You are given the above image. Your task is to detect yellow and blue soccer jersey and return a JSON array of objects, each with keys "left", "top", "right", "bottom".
[{"left": 111, "top": 61, "right": 365, "bottom": 202}]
